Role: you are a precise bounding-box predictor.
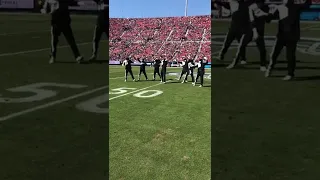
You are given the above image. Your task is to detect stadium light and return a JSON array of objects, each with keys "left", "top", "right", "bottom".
[{"left": 185, "top": 0, "right": 188, "bottom": 16}]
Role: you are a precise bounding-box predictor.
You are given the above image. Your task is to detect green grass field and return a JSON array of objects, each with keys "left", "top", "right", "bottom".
[
  {"left": 212, "top": 20, "right": 320, "bottom": 179},
  {"left": 0, "top": 13, "right": 108, "bottom": 179},
  {"left": 109, "top": 66, "right": 211, "bottom": 179}
]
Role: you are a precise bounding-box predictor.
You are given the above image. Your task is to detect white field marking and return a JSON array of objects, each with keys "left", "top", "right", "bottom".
[
  {"left": 306, "top": 28, "right": 320, "bottom": 30},
  {"left": 301, "top": 24, "right": 320, "bottom": 30},
  {"left": 0, "top": 85, "right": 108, "bottom": 122},
  {"left": 0, "top": 27, "right": 93, "bottom": 36},
  {"left": 109, "top": 76, "right": 125, "bottom": 80},
  {"left": 212, "top": 18, "right": 320, "bottom": 24},
  {"left": 0, "top": 12, "right": 96, "bottom": 18},
  {"left": 0, "top": 40, "right": 107, "bottom": 57},
  {"left": 109, "top": 81, "right": 171, "bottom": 101},
  {"left": 0, "top": 30, "right": 51, "bottom": 36},
  {"left": 212, "top": 47, "right": 236, "bottom": 55}
]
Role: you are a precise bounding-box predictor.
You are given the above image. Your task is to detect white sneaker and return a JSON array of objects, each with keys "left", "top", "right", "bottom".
[
  {"left": 125, "top": 79, "right": 127, "bottom": 82},
  {"left": 76, "top": 56, "right": 84, "bottom": 64},
  {"left": 133, "top": 79, "right": 136, "bottom": 82},
  {"left": 49, "top": 56, "right": 55, "bottom": 64},
  {"left": 282, "top": 75, "right": 293, "bottom": 81},
  {"left": 240, "top": 60, "right": 247, "bottom": 65},
  {"left": 192, "top": 82, "right": 196, "bottom": 86},
  {"left": 226, "top": 63, "right": 235, "bottom": 69},
  {"left": 260, "top": 66, "right": 267, "bottom": 72},
  {"left": 199, "top": 85, "right": 203, "bottom": 87},
  {"left": 88, "top": 55, "right": 96, "bottom": 61},
  {"left": 181, "top": 81, "right": 185, "bottom": 83},
  {"left": 265, "top": 68, "right": 272, "bottom": 77}
]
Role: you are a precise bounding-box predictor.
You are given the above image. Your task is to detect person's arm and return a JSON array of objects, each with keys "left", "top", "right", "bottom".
[
  {"left": 265, "top": 4, "right": 279, "bottom": 23},
  {"left": 249, "top": 3, "right": 268, "bottom": 39},
  {"left": 213, "top": 0, "right": 231, "bottom": 9},
  {"left": 41, "top": 0, "right": 48, "bottom": 14}
]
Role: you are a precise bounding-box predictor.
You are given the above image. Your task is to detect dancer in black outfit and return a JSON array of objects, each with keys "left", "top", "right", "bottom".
[
  {"left": 194, "top": 57, "right": 208, "bottom": 87},
  {"left": 160, "top": 58, "right": 168, "bottom": 83},
  {"left": 122, "top": 57, "right": 135, "bottom": 82},
  {"left": 138, "top": 58, "right": 148, "bottom": 81},
  {"left": 41, "top": 0, "right": 84, "bottom": 64}
]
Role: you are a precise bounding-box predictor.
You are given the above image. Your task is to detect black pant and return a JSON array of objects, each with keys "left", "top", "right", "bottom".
[
  {"left": 269, "top": 36, "right": 298, "bottom": 76},
  {"left": 195, "top": 70, "right": 204, "bottom": 86},
  {"left": 125, "top": 69, "right": 135, "bottom": 80},
  {"left": 179, "top": 69, "right": 188, "bottom": 80},
  {"left": 220, "top": 27, "right": 246, "bottom": 60},
  {"left": 92, "top": 24, "right": 108, "bottom": 56},
  {"left": 161, "top": 68, "right": 166, "bottom": 82},
  {"left": 153, "top": 67, "right": 161, "bottom": 80},
  {"left": 51, "top": 23, "right": 80, "bottom": 59},
  {"left": 233, "top": 29, "right": 267, "bottom": 66},
  {"left": 139, "top": 69, "right": 148, "bottom": 80},
  {"left": 185, "top": 69, "right": 194, "bottom": 82}
]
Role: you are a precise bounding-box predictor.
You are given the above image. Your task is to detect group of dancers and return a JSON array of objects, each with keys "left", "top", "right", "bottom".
[
  {"left": 122, "top": 56, "right": 209, "bottom": 87},
  {"left": 213, "top": 0, "right": 311, "bottom": 80}
]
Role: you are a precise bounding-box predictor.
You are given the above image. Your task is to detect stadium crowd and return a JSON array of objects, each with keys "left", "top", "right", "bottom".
[{"left": 109, "top": 15, "right": 211, "bottom": 62}]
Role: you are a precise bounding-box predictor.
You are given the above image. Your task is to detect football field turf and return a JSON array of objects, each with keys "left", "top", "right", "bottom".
[
  {"left": 109, "top": 66, "right": 211, "bottom": 179},
  {"left": 0, "top": 14, "right": 108, "bottom": 179},
  {"left": 212, "top": 20, "right": 320, "bottom": 179}
]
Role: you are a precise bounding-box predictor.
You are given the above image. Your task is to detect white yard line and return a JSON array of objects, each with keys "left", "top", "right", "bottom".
[
  {"left": 109, "top": 76, "right": 125, "bottom": 79},
  {"left": 109, "top": 81, "right": 171, "bottom": 101},
  {"left": 0, "top": 85, "right": 108, "bottom": 122},
  {"left": 0, "top": 28, "right": 93, "bottom": 36},
  {"left": 0, "top": 40, "right": 106, "bottom": 57},
  {"left": 212, "top": 18, "right": 320, "bottom": 24},
  {"left": 0, "top": 30, "right": 51, "bottom": 36},
  {"left": 301, "top": 24, "right": 320, "bottom": 30}
]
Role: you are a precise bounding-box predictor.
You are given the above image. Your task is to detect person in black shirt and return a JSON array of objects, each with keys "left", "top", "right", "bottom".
[
  {"left": 194, "top": 57, "right": 208, "bottom": 87},
  {"left": 122, "top": 57, "right": 135, "bottom": 82},
  {"left": 226, "top": 0, "right": 269, "bottom": 70},
  {"left": 184, "top": 59, "right": 196, "bottom": 83},
  {"left": 160, "top": 58, "right": 168, "bottom": 83},
  {"left": 178, "top": 59, "right": 189, "bottom": 83},
  {"left": 213, "top": 0, "right": 248, "bottom": 64},
  {"left": 265, "top": 0, "right": 311, "bottom": 80},
  {"left": 153, "top": 58, "right": 161, "bottom": 81},
  {"left": 138, "top": 58, "right": 148, "bottom": 81},
  {"left": 89, "top": 0, "right": 108, "bottom": 61},
  {"left": 41, "top": 0, "right": 84, "bottom": 64}
]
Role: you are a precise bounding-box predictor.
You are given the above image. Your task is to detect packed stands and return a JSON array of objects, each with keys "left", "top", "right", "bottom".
[{"left": 109, "top": 15, "right": 211, "bottom": 62}]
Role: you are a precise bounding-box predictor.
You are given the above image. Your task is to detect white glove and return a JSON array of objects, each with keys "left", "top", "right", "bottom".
[{"left": 40, "top": 9, "right": 47, "bottom": 14}]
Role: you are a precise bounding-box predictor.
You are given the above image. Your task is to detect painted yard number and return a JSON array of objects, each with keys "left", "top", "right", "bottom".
[
  {"left": 0, "top": 83, "right": 163, "bottom": 114},
  {"left": 109, "top": 87, "right": 163, "bottom": 98}
]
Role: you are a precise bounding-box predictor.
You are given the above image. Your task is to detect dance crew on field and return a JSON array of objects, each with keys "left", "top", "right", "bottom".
[
  {"left": 214, "top": 0, "right": 311, "bottom": 80},
  {"left": 122, "top": 56, "right": 209, "bottom": 86}
]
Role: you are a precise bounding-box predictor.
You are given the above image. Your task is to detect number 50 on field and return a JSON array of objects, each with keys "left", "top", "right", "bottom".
[{"left": 0, "top": 83, "right": 163, "bottom": 114}]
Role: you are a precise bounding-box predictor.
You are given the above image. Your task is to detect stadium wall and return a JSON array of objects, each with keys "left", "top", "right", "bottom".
[{"left": 0, "top": 0, "right": 99, "bottom": 14}]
